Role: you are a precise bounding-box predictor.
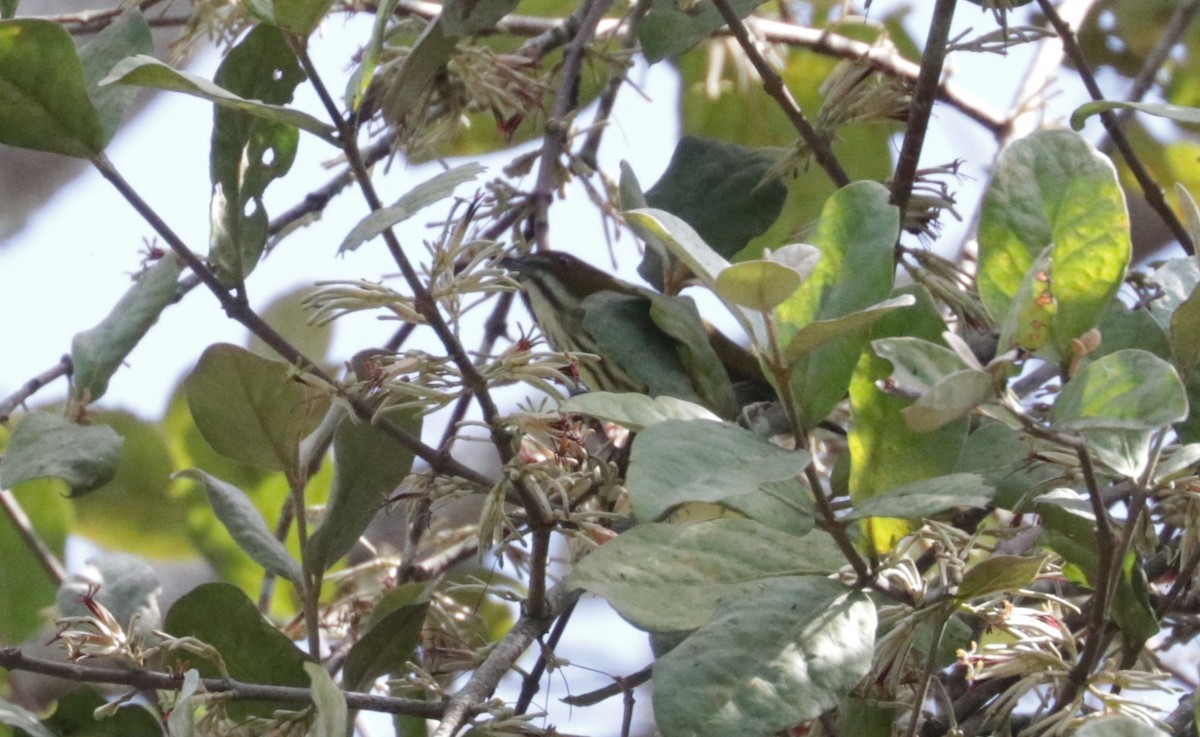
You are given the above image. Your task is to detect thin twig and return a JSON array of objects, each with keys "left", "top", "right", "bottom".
[
  {"left": 431, "top": 585, "right": 579, "bottom": 737},
  {"left": 710, "top": 0, "right": 850, "bottom": 188},
  {"left": 1097, "top": 0, "right": 1200, "bottom": 153},
  {"left": 0, "top": 488, "right": 68, "bottom": 585},
  {"left": 891, "top": 0, "right": 958, "bottom": 216},
  {"left": 1035, "top": 0, "right": 1196, "bottom": 255},
  {"left": 514, "top": 598, "right": 578, "bottom": 713},
  {"left": 0, "top": 356, "right": 72, "bottom": 424},
  {"left": 90, "top": 153, "right": 491, "bottom": 488},
  {"left": 560, "top": 664, "right": 652, "bottom": 706},
  {"left": 530, "top": 0, "right": 617, "bottom": 252},
  {"left": 0, "top": 647, "right": 445, "bottom": 717}
]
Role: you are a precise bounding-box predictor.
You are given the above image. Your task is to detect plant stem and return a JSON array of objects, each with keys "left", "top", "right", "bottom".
[
  {"left": 0, "top": 355, "right": 72, "bottom": 424},
  {"left": 891, "top": 0, "right": 957, "bottom": 216},
  {"left": 0, "top": 647, "right": 444, "bottom": 717},
  {"left": 710, "top": 0, "right": 850, "bottom": 188},
  {"left": 0, "top": 488, "right": 67, "bottom": 585},
  {"left": 1035, "top": 0, "right": 1195, "bottom": 255}
]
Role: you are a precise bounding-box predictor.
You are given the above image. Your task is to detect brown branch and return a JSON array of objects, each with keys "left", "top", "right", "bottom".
[
  {"left": 0, "top": 647, "right": 445, "bottom": 717},
  {"left": 560, "top": 664, "right": 652, "bottom": 707},
  {"left": 90, "top": 153, "right": 492, "bottom": 488},
  {"left": 0, "top": 489, "right": 68, "bottom": 585},
  {"left": 0, "top": 356, "right": 72, "bottom": 425},
  {"left": 891, "top": 0, "right": 958, "bottom": 216},
  {"left": 711, "top": 0, "right": 849, "bottom": 188},
  {"left": 530, "top": 0, "right": 617, "bottom": 252},
  {"left": 1035, "top": 0, "right": 1196, "bottom": 255},
  {"left": 431, "top": 585, "right": 579, "bottom": 737}
]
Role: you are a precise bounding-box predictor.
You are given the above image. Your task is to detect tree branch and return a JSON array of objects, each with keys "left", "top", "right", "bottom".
[
  {"left": 710, "top": 0, "right": 850, "bottom": 188},
  {"left": 431, "top": 585, "right": 579, "bottom": 737},
  {"left": 0, "top": 647, "right": 445, "bottom": 717},
  {"left": 0, "top": 488, "right": 68, "bottom": 585},
  {"left": 891, "top": 0, "right": 958, "bottom": 215},
  {"left": 1035, "top": 0, "right": 1196, "bottom": 255},
  {"left": 0, "top": 356, "right": 72, "bottom": 425}
]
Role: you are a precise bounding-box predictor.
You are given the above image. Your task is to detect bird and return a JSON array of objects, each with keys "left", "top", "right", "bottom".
[{"left": 501, "top": 251, "right": 770, "bottom": 420}]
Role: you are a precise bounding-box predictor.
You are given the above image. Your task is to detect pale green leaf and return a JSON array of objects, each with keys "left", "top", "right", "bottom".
[
  {"left": 339, "top": 163, "right": 485, "bottom": 252},
  {"left": 100, "top": 55, "right": 337, "bottom": 142},
  {"left": 0, "top": 19, "right": 104, "bottom": 157},
  {"left": 900, "top": 369, "right": 995, "bottom": 432},
  {"left": 628, "top": 420, "right": 810, "bottom": 522},
  {"left": 306, "top": 408, "right": 420, "bottom": 572},
  {"left": 72, "top": 255, "right": 182, "bottom": 401},
  {"left": 0, "top": 697, "right": 55, "bottom": 737},
  {"left": 956, "top": 555, "right": 1045, "bottom": 600},
  {"left": 568, "top": 519, "right": 845, "bottom": 631},
  {"left": 715, "top": 260, "right": 803, "bottom": 311},
  {"left": 845, "top": 473, "right": 993, "bottom": 520},
  {"left": 785, "top": 295, "right": 916, "bottom": 363},
  {"left": 978, "top": 130, "right": 1130, "bottom": 359},
  {"left": 305, "top": 662, "right": 347, "bottom": 737},
  {"left": 1074, "top": 715, "right": 1170, "bottom": 737},
  {"left": 1172, "top": 285, "right": 1200, "bottom": 372},
  {"left": 79, "top": 8, "right": 153, "bottom": 145},
  {"left": 168, "top": 669, "right": 201, "bottom": 737},
  {"left": 176, "top": 469, "right": 303, "bottom": 583},
  {"left": 343, "top": 584, "right": 430, "bottom": 691},
  {"left": 270, "top": 0, "right": 333, "bottom": 36},
  {"left": 3, "top": 413, "right": 122, "bottom": 495},
  {"left": 561, "top": 392, "right": 720, "bottom": 431},
  {"left": 441, "top": 0, "right": 518, "bottom": 36},
  {"left": 1071, "top": 100, "right": 1200, "bottom": 130},
  {"left": 1053, "top": 349, "right": 1187, "bottom": 430},
  {"left": 653, "top": 577, "right": 875, "bottom": 737},
  {"left": 637, "top": 0, "right": 767, "bottom": 62},
  {"left": 184, "top": 343, "right": 330, "bottom": 471}
]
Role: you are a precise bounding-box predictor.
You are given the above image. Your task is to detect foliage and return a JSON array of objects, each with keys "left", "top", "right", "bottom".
[{"left": 2, "top": 1, "right": 1200, "bottom": 737}]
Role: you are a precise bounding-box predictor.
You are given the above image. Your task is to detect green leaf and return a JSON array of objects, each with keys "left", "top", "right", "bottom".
[
  {"left": 871, "top": 336, "right": 972, "bottom": 393},
  {"left": 164, "top": 583, "right": 310, "bottom": 721},
  {"left": 267, "top": 0, "right": 333, "bottom": 37},
  {"left": 648, "top": 293, "right": 740, "bottom": 418},
  {"left": 0, "top": 0, "right": 16, "bottom": 19},
  {"left": 624, "top": 207, "right": 767, "bottom": 348},
  {"left": 3, "top": 413, "right": 123, "bottom": 495},
  {"left": 846, "top": 473, "right": 994, "bottom": 520},
  {"left": 641, "top": 136, "right": 788, "bottom": 287},
  {"left": 1071, "top": 100, "right": 1200, "bottom": 130},
  {"left": 246, "top": 285, "right": 334, "bottom": 365},
  {"left": 1172, "top": 284, "right": 1200, "bottom": 372},
  {"left": 627, "top": 420, "right": 810, "bottom": 522},
  {"left": 306, "top": 407, "right": 420, "bottom": 572},
  {"left": 371, "top": 19, "right": 456, "bottom": 131},
  {"left": 715, "top": 260, "right": 803, "bottom": 311},
  {"left": 100, "top": 55, "right": 337, "bottom": 143},
  {"left": 346, "top": 0, "right": 399, "bottom": 110},
  {"left": 209, "top": 25, "right": 304, "bottom": 284},
  {"left": 560, "top": 392, "right": 721, "bottom": 432},
  {"left": 71, "top": 411, "right": 191, "bottom": 558},
  {"left": 33, "top": 686, "right": 161, "bottom": 737},
  {"left": 637, "top": 0, "right": 767, "bottom": 62},
  {"left": 1086, "top": 428, "right": 1153, "bottom": 479},
  {"left": 618, "top": 160, "right": 648, "bottom": 210},
  {"left": 978, "top": 130, "right": 1130, "bottom": 359},
  {"left": 996, "top": 244, "right": 1058, "bottom": 358},
  {"left": 176, "top": 469, "right": 303, "bottom": 583},
  {"left": 0, "top": 481, "right": 72, "bottom": 644},
  {"left": 0, "top": 698, "right": 53, "bottom": 737},
  {"left": 849, "top": 287, "right": 966, "bottom": 554},
  {"left": 1149, "top": 258, "right": 1200, "bottom": 332},
  {"left": 1074, "top": 717, "right": 1170, "bottom": 737},
  {"left": 568, "top": 519, "right": 845, "bottom": 631},
  {"left": 184, "top": 343, "right": 330, "bottom": 472},
  {"left": 901, "top": 369, "right": 995, "bottom": 433},
  {"left": 343, "top": 584, "right": 430, "bottom": 692},
  {"left": 71, "top": 255, "right": 182, "bottom": 402},
  {"left": 956, "top": 555, "right": 1045, "bottom": 600},
  {"left": 338, "top": 163, "right": 485, "bottom": 253},
  {"left": 785, "top": 295, "right": 916, "bottom": 363},
  {"left": 1153, "top": 443, "right": 1200, "bottom": 483},
  {"left": 777, "top": 181, "right": 899, "bottom": 428},
  {"left": 305, "top": 663, "right": 347, "bottom": 737},
  {"left": 1053, "top": 349, "right": 1187, "bottom": 430},
  {"left": 79, "top": 8, "right": 153, "bottom": 146},
  {"left": 0, "top": 20, "right": 104, "bottom": 157},
  {"left": 653, "top": 577, "right": 875, "bottom": 737},
  {"left": 954, "top": 423, "right": 1064, "bottom": 510},
  {"left": 441, "top": 0, "right": 519, "bottom": 37}
]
